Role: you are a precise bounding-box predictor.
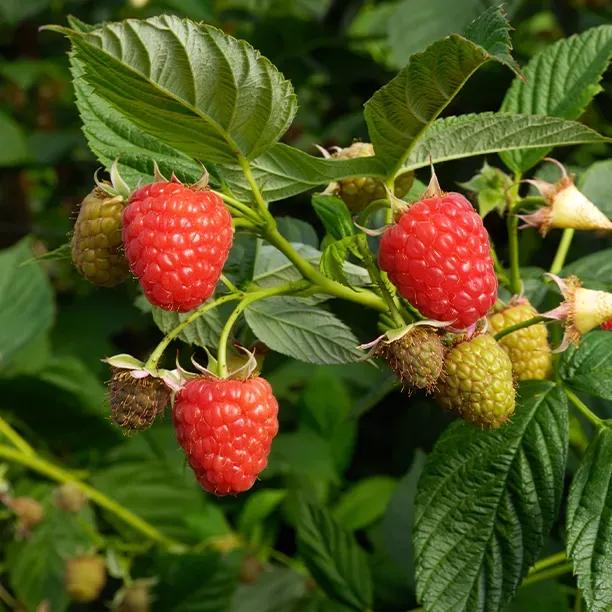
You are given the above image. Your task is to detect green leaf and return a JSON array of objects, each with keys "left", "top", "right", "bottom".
[
  {"left": 0, "top": 111, "right": 29, "bottom": 166},
  {"left": 238, "top": 489, "right": 287, "bottom": 539},
  {"left": 559, "top": 331, "right": 612, "bottom": 401},
  {"left": 319, "top": 236, "right": 366, "bottom": 287},
  {"left": 463, "top": 4, "right": 520, "bottom": 75},
  {"left": 311, "top": 195, "right": 355, "bottom": 240},
  {"left": 402, "top": 113, "right": 608, "bottom": 172},
  {"left": 500, "top": 25, "right": 612, "bottom": 172},
  {"left": 566, "top": 425, "right": 612, "bottom": 612},
  {"left": 152, "top": 300, "right": 235, "bottom": 350},
  {"left": 277, "top": 217, "right": 319, "bottom": 248},
  {"left": 386, "top": 0, "right": 521, "bottom": 69},
  {"left": 230, "top": 567, "right": 309, "bottom": 612},
  {"left": 507, "top": 582, "right": 570, "bottom": 612},
  {"left": 72, "top": 51, "right": 202, "bottom": 187},
  {"left": 0, "top": 240, "right": 54, "bottom": 371},
  {"left": 459, "top": 161, "right": 513, "bottom": 217},
  {"left": 244, "top": 297, "right": 362, "bottom": 365},
  {"left": 60, "top": 15, "right": 297, "bottom": 164},
  {"left": 579, "top": 159, "right": 612, "bottom": 218},
  {"left": 562, "top": 249, "right": 612, "bottom": 291},
  {"left": 381, "top": 450, "right": 427, "bottom": 585},
  {"left": 364, "top": 8, "right": 514, "bottom": 176},
  {"left": 301, "top": 368, "right": 351, "bottom": 438},
  {"left": 219, "top": 143, "right": 386, "bottom": 202},
  {"left": 265, "top": 428, "right": 339, "bottom": 483},
  {"left": 7, "top": 502, "right": 97, "bottom": 612},
  {"left": 415, "top": 381, "right": 568, "bottom": 612},
  {"left": 332, "top": 477, "right": 397, "bottom": 531},
  {"left": 297, "top": 500, "right": 373, "bottom": 610},
  {"left": 154, "top": 551, "right": 241, "bottom": 612},
  {"left": 253, "top": 243, "right": 369, "bottom": 291},
  {"left": 91, "top": 425, "right": 209, "bottom": 542}
]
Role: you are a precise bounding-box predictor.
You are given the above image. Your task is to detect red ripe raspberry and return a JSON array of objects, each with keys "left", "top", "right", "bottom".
[
  {"left": 173, "top": 377, "right": 279, "bottom": 495},
  {"left": 123, "top": 181, "right": 233, "bottom": 312},
  {"left": 602, "top": 318, "right": 612, "bottom": 330},
  {"left": 379, "top": 193, "right": 497, "bottom": 329}
]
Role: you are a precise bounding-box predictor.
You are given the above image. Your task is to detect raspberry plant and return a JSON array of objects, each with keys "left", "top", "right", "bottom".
[{"left": 1, "top": 3, "right": 612, "bottom": 611}]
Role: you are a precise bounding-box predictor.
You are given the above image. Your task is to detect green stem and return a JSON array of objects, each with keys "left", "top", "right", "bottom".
[
  {"left": 220, "top": 274, "right": 240, "bottom": 295},
  {"left": 0, "top": 444, "right": 184, "bottom": 552},
  {"left": 507, "top": 211, "right": 522, "bottom": 295},
  {"left": 550, "top": 229, "right": 575, "bottom": 275},
  {"left": 216, "top": 281, "right": 310, "bottom": 377},
  {"left": 564, "top": 387, "right": 604, "bottom": 429},
  {"left": 238, "top": 155, "right": 270, "bottom": 218},
  {"left": 211, "top": 189, "right": 261, "bottom": 223},
  {"left": 493, "top": 316, "right": 549, "bottom": 342},
  {"left": 144, "top": 293, "right": 241, "bottom": 372},
  {"left": 264, "top": 225, "right": 387, "bottom": 312},
  {"left": 529, "top": 551, "right": 567, "bottom": 574},
  {"left": 507, "top": 173, "right": 523, "bottom": 295},
  {"left": 522, "top": 562, "right": 573, "bottom": 587},
  {"left": 236, "top": 152, "right": 389, "bottom": 314},
  {"left": 357, "top": 237, "right": 405, "bottom": 326},
  {"left": 0, "top": 416, "right": 34, "bottom": 456}
]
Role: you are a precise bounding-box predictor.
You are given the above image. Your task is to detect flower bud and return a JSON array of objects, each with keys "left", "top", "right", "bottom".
[
  {"left": 520, "top": 159, "right": 612, "bottom": 235},
  {"left": 545, "top": 275, "right": 612, "bottom": 350}
]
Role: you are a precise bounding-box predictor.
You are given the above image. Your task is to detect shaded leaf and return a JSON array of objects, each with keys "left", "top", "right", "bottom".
[
  {"left": 500, "top": 25, "right": 612, "bottom": 172},
  {"left": 311, "top": 195, "right": 355, "bottom": 240},
  {"left": 332, "top": 477, "right": 397, "bottom": 531},
  {"left": 566, "top": 425, "right": 612, "bottom": 612},
  {"left": 297, "top": 499, "right": 373, "bottom": 610},
  {"left": 0, "top": 240, "right": 54, "bottom": 371},
  {"left": 559, "top": 331, "right": 612, "bottom": 401},
  {"left": 245, "top": 298, "right": 362, "bottom": 365},
  {"left": 365, "top": 8, "right": 514, "bottom": 175},
  {"left": 415, "top": 382, "right": 568, "bottom": 612}
]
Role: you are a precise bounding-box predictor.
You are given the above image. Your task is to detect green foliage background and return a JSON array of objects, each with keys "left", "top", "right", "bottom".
[{"left": 0, "top": 1, "right": 611, "bottom": 611}]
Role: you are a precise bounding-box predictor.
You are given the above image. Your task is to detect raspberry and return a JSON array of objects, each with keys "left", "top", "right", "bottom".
[
  {"left": 123, "top": 181, "right": 233, "bottom": 312},
  {"left": 65, "top": 555, "right": 107, "bottom": 603},
  {"left": 377, "top": 327, "right": 445, "bottom": 392},
  {"left": 331, "top": 142, "right": 413, "bottom": 211},
  {"left": 488, "top": 300, "right": 552, "bottom": 381},
  {"left": 114, "top": 580, "right": 153, "bottom": 612},
  {"left": 379, "top": 193, "right": 497, "bottom": 329},
  {"left": 173, "top": 377, "right": 279, "bottom": 495},
  {"left": 10, "top": 496, "right": 44, "bottom": 536},
  {"left": 109, "top": 368, "right": 170, "bottom": 432},
  {"left": 436, "top": 334, "right": 515, "bottom": 428},
  {"left": 71, "top": 186, "right": 129, "bottom": 287},
  {"left": 602, "top": 318, "right": 612, "bottom": 330},
  {"left": 55, "top": 483, "right": 88, "bottom": 513}
]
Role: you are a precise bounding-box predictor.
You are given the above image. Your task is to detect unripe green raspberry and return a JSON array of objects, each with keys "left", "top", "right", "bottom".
[
  {"left": 378, "top": 327, "right": 445, "bottom": 392},
  {"left": 436, "top": 334, "right": 515, "bottom": 428},
  {"left": 114, "top": 580, "right": 153, "bottom": 612},
  {"left": 55, "top": 483, "right": 88, "bottom": 513},
  {"left": 331, "top": 142, "right": 413, "bottom": 211},
  {"left": 109, "top": 369, "right": 170, "bottom": 432},
  {"left": 10, "top": 496, "right": 44, "bottom": 535},
  {"left": 71, "top": 185, "right": 129, "bottom": 287},
  {"left": 488, "top": 300, "right": 552, "bottom": 381},
  {"left": 65, "top": 555, "right": 107, "bottom": 603}
]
